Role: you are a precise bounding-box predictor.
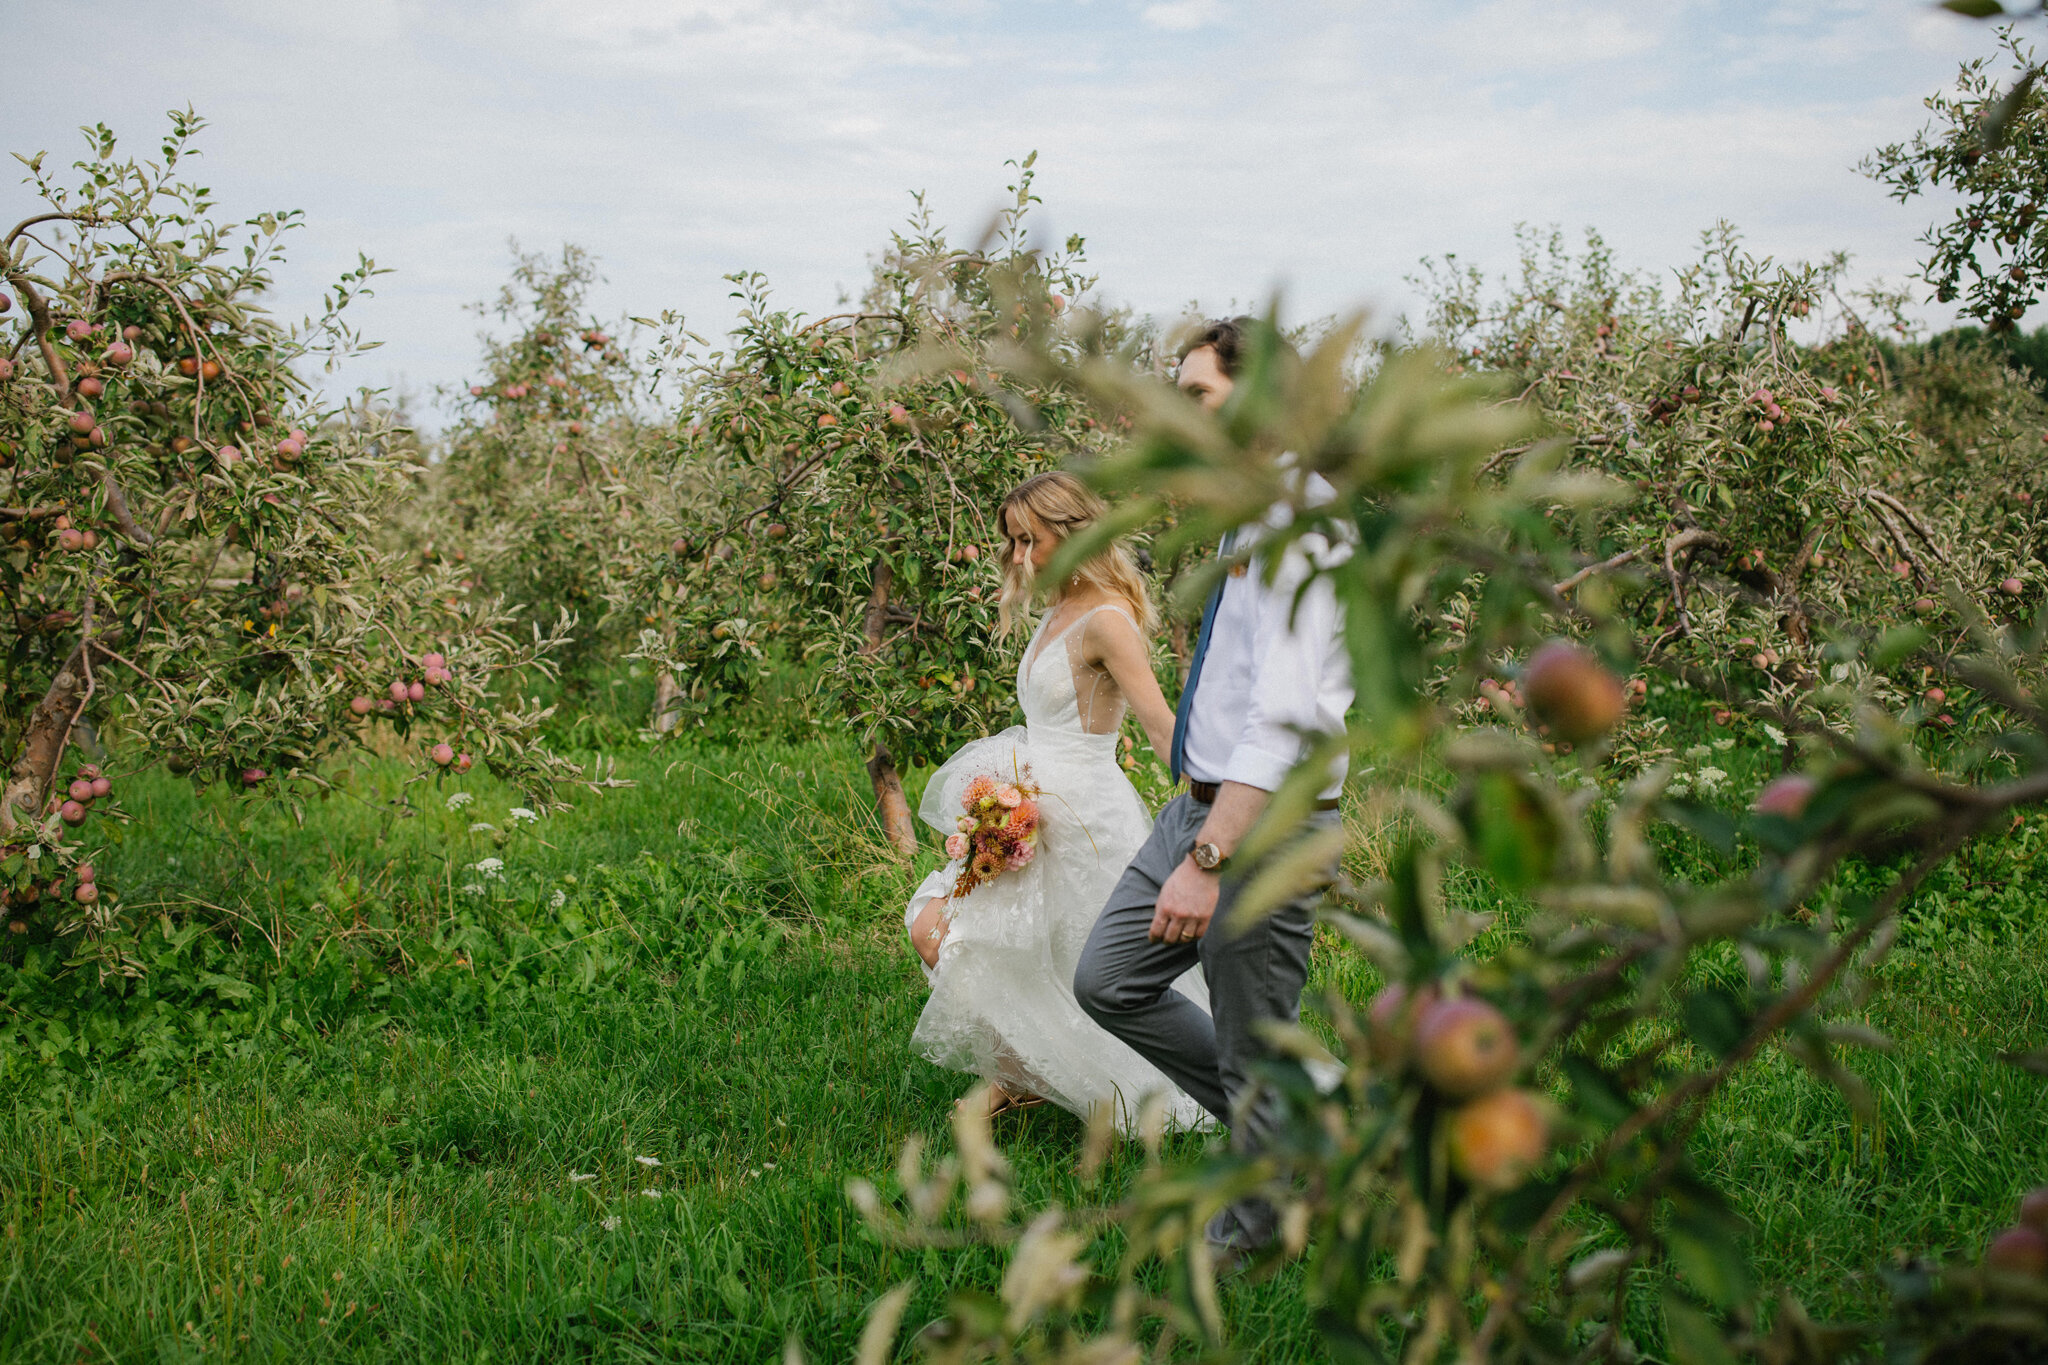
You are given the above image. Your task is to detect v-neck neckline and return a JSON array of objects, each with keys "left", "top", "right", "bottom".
[{"left": 1023, "top": 601, "right": 1102, "bottom": 683}]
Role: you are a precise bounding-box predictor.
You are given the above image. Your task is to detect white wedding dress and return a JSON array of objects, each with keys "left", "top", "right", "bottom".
[{"left": 904, "top": 603, "right": 1211, "bottom": 1131}]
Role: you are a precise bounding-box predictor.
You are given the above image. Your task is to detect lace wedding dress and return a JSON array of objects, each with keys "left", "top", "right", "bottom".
[{"left": 904, "top": 604, "right": 1211, "bottom": 1130}]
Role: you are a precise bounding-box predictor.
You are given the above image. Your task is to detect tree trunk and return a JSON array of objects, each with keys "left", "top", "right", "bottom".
[
  {"left": 650, "top": 670, "right": 683, "bottom": 733},
  {"left": 859, "top": 557, "right": 917, "bottom": 857},
  {"left": 867, "top": 742, "right": 919, "bottom": 858},
  {"left": 0, "top": 642, "right": 88, "bottom": 834}
]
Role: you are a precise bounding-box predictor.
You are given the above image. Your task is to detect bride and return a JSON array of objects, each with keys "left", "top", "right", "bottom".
[{"left": 904, "top": 471, "right": 1210, "bottom": 1127}]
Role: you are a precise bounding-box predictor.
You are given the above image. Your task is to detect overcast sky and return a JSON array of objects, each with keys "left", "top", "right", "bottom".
[{"left": 4, "top": 1, "right": 2014, "bottom": 426}]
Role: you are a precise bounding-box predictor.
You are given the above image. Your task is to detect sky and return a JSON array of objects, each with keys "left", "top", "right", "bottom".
[{"left": 2, "top": 0, "right": 2018, "bottom": 427}]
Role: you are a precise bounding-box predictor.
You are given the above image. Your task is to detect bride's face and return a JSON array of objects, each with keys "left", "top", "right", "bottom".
[{"left": 1005, "top": 506, "right": 1061, "bottom": 580}]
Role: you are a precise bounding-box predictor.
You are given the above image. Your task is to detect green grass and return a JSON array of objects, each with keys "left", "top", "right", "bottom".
[{"left": 0, "top": 718, "right": 2045, "bottom": 1361}]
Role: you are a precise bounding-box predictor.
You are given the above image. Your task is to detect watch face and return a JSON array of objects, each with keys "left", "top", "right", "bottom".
[{"left": 1194, "top": 842, "right": 1221, "bottom": 869}]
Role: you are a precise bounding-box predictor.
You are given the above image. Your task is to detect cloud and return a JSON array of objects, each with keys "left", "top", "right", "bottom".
[
  {"left": 1141, "top": 0, "right": 1226, "bottom": 33},
  {"left": 0, "top": 0, "right": 2000, "bottom": 428}
]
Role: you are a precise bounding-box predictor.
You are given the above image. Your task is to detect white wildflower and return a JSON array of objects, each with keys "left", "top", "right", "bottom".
[
  {"left": 445, "top": 791, "right": 474, "bottom": 811},
  {"left": 600, "top": 1215, "right": 621, "bottom": 1231},
  {"left": 1712, "top": 737, "right": 1735, "bottom": 752},
  {"left": 1683, "top": 744, "right": 1711, "bottom": 761},
  {"left": 1695, "top": 766, "right": 1728, "bottom": 792},
  {"left": 640, "top": 1188, "right": 663, "bottom": 1199},
  {"left": 1762, "top": 723, "right": 1787, "bottom": 747},
  {"left": 469, "top": 857, "right": 505, "bottom": 880},
  {"left": 549, "top": 889, "right": 567, "bottom": 910},
  {"left": 635, "top": 1155, "right": 661, "bottom": 1168},
  {"left": 459, "top": 883, "right": 485, "bottom": 896},
  {"left": 570, "top": 1172, "right": 597, "bottom": 1184},
  {"left": 509, "top": 807, "right": 538, "bottom": 824},
  {"left": 469, "top": 822, "right": 497, "bottom": 833}
]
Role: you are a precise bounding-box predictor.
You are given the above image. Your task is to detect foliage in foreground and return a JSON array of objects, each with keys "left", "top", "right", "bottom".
[{"left": 841, "top": 298, "right": 2048, "bottom": 1363}]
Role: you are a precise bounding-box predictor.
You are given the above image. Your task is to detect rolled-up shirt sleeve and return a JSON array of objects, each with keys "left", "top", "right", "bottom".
[{"left": 1221, "top": 532, "right": 1344, "bottom": 792}]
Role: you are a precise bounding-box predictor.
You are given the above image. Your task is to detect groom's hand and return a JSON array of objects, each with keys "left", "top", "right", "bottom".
[{"left": 1150, "top": 858, "right": 1220, "bottom": 944}]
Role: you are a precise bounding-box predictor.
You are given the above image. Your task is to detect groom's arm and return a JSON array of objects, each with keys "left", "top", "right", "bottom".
[{"left": 1149, "top": 780, "right": 1267, "bottom": 943}]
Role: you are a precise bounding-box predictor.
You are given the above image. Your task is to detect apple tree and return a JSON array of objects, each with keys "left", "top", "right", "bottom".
[
  {"left": 615, "top": 160, "right": 1131, "bottom": 854},
  {"left": 0, "top": 114, "right": 605, "bottom": 972}
]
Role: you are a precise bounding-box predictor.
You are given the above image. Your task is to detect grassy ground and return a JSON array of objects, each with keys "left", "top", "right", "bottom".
[{"left": 1, "top": 719, "right": 2045, "bottom": 1361}]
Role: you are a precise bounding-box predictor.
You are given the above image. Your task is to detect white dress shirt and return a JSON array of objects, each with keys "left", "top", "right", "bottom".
[{"left": 1179, "top": 472, "right": 1354, "bottom": 799}]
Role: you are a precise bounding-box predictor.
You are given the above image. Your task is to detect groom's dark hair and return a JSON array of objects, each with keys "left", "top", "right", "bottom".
[
  {"left": 1177, "top": 315, "right": 1301, "bottom": 379},
  {"left": 1177, "top": 316, "right": 1255, "bottom": 377}
]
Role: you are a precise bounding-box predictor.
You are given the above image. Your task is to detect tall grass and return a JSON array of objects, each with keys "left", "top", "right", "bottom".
[{"left": 0, "top": 719, "right": 2043, "bottom": 1360}]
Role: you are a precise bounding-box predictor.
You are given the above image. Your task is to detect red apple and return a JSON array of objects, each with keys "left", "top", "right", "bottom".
[
  {"left": 68, "top": 408, "right": 97, "bottom": 435},
  {"left": 74, "top": 882, "right": 99, "bottom": 905},
  {"left": 430, "top": 743, "right": 455, "bottom": 766},
  {"left": 1414, "top": 997, "right": 1519, "bottom": 1098},
  {"left": 1449, "top": 1088, "right": 1550, "bottom": 1190},
  {"left": 241, "top": 767, "right": 268, "bottom": 787},
  {"left": 1366, "top": 981, "right": 1439, "bottom": 1065},
  {"left": 350, "top": 696, "right": 374, "bottom": 716},
  {"left": 2002, "top": 577, "right": 2025, "bottom": 596},
  {"left": 59, "top": 800, "right": 87, "bottom": 826},
  {"left": 89, "top": 776, "right": 110, "bottom": 799},
  {"left": 65, "top": 319, "right": 93, "bottom": 341},
  {"left": 76, "top": 376, "right": 105, "bottom": 399},
  {"left": 1925, "top": 687, "right": 1946, "bottom": 705},
  {"left": 455, "top": 752, "right": 473, "bottom": 774},
  {"left": 388, "top": 680, "right": 409, "bottom": 703},
  {"left": 1754, "top": 774, "right": 1816, "bottom": 819},
  {"left": 888, "top": 404, "right": 910, "bottom": 426},
  {"left": 1986, "top": 1226, "right": 2048, "bottom": 1276},
  {"left": 75, "top": 864, "right": 95, "bottom": 884},
  {"left": 2020, "top": 1187, "right": 2048, "bottom": 1234},
  {"left": 102, "top": 341, "right": 133, "bottom": 367},
  {"left": 407, "top": 681, "right": 425, "bottom": 703},
  {"left": 1522, "top": 642, "right": 1625, "bottom": 744},
  {"left": 68, "top": 779, "right": 94, "bottom": 803}
]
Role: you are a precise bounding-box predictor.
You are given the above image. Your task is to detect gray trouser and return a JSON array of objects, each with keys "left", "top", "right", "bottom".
[{"left": 1073, "top": 792, "right": 1339, "bottom": 1155}]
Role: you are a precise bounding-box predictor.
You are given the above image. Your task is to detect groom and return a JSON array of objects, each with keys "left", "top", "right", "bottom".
[{"left": 1074, "top": 317, "right": 1353, "bottom": 1259}]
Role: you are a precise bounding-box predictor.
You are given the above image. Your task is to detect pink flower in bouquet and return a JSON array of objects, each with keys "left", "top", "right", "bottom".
[
  {"left": 963, "top": 775, "right": 998, "bottom": 809},
  {"left": 945, "top": 833, "right": 969, "bottom": 860},
  {"left": 996, "top": 785, "right": 1023, "bottom": 809},
  {"left": 1007, "top": 799, "right": 1039, "bottom": 831},
  {"left": 955, "top": 815, "right": 975, "bottom": 834},
  {"left": 1006, "top": 843, "right": 1037, "bottom": 870}
]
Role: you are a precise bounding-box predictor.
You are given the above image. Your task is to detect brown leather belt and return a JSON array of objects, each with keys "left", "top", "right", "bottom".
[{"left": 1189, "top": 780, "right": 1341, "bottom": 812}]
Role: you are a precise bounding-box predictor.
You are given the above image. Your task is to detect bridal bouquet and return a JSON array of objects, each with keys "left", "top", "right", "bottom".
[{"left": 945, "top": 771, "right": 1043, "bottom": 897}]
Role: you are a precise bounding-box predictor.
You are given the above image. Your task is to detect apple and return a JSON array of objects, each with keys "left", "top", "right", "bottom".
[
  {"left": 75, "top": 864, "right": 95, "bottom": 884},
  {"left": 766, "top": 523, "right": 788, "bottom": 540},
  {"left": 2019, "top": 1187, "right": 2048, "bottom": 1234},
  {"left": 0, "top": 358, "right": 12, "bottom": 381},
  {"left": 59, "top": 800, "right": 87, "bottom": 826},
  {"left": 1522, "top": 642, "right": 1625, "bottom": 744},
  {"left": 65, "top": 319, "right": 93, "bottom": 341},
  {"left": 455, "top": 752, "right": 473, "bottom": 774},
  {"left": 350, "top": 696, "right": 374, "bottom": 716},
  {"left": 1986, "top": 1226, "right": 2048, "bottom": 1276},
  {"left": 423, "top": 652, "right": 446, "bottom": 670},
  {"left": 0, "top": 293, "right": 10, "bottom": 313},
  {"left": 102, "top": 341, "right": 133, "bottom": 367},
  {"left": 177, "top": 357, "right": 199, "bottom": 377},
  {"left": 68, "top": 779, "right": 94, "bottom": 804},
  {"left": 200, "top": 360, "right": 221, "bottom": 381},
  {"left": 58, "top": 529, "right": 84, "bottom": 552},
  {"left": 241, "top": 767, "right": 268, "bottom": 787},
  {"left": 121, "top": 324, "right": 142, "bottom": 341},
  {"left": 388, "top": 680, "right": 409, "bottom": 703},
  {"left": 2002, "top": 577, "right": 2025, "bottom": 596},
  {"left": 77, "top": 376, "right": 105, "bottom": 399},
  {"left": 407, "top": 681, "right": 425, "bottom": 703},
  {"left": 1449, "top": 1088, "right": 1550, "bottom": 1190},
  {"left": 470, "top": 385, "right": 485, "bottom": 397},
  {"left": 817, "top": 413, "right": 838, "bottom": 428},
  {"left": 888, "top": 404, "right": 910, "bottom": 426},
  {"left": 568, "top": 421, "right": 584, "bottom": 436},
  {"left": 1754, "top": 774, "right": 1816, "bottom": 819},
  {"left": 68, "top": 408, "right": 97, "bottom": 435},
  {"left": 430, "top": 743, "right": 455, "bottom": 767},
  {"left": 74, "top": 883, "right": 99, "bottom": 905},
  {"left": 829, "top": 381, "right": 848, "bottom": 398},
  {"left": 1365, "top": 981, "right": 1439, "bottom": 1064},
  {"left": 1925, "top": 687, "right": 1947, "bottom": 705},
  {"left": 89, "top": 776, "right": 110, "bottom": 799},
  {"left": 1414, "top": 997, "right": 1519, "bottom": 1098}
]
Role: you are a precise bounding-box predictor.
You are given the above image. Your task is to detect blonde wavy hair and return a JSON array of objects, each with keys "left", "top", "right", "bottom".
[{"left": 996, "top": 471, "right": 1158, "bottom": 639}]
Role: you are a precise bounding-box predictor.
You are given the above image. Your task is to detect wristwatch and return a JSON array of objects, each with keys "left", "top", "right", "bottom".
[{"left": 1190, "top": 840, "right": 1227, "bottom": 872}]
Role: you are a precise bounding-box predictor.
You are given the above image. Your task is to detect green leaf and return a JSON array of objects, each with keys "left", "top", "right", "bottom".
[
  {"left": 1682, "top": 985, "right": 1750, "bottom": 1059},
  {"left": 1940, "top": 0, "right": 2006, "bottom": 18},
  {"left": 1662, "top": 1292, "right": 1741, "bottom": 1365},
  {"left": 1871, "top": 625, "right": 1929, "bottom": 670},
  {"left": 1462, "top": 771, "right": 1556, "bottom": 892},
  {"left": 1981, "top": 65, "right": 2040, "bottom": 151}
]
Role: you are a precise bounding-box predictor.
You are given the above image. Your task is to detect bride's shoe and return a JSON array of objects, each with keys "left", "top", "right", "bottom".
[{"left": 958, "top": 1083, "right": 1047, "bottom": 1120}]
